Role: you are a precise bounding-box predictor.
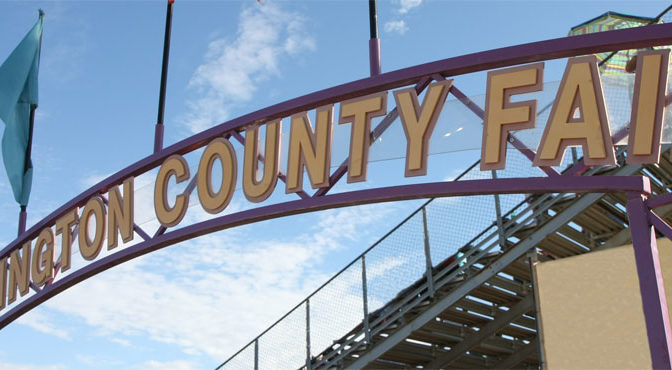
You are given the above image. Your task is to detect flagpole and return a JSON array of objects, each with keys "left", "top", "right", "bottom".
[
  {"left": 368, "top": 0, "right": 381, "bottom": 77},
  {"left": 18, "top": 10, "right": 44, "bottom": 237},
  {"left": 17, "top": 106, "right": 35, "bottom": 236},
  {"left": 154, "top": 0, "right": 175, "bottom": 154}
]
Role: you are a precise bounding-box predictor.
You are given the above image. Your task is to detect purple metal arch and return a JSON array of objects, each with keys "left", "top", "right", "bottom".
[
  {"left": 4, "top": 23, "right": 672, "bottom": 260},
  {"left": 0, "top": 25, "right": 671, "bottom": 361},
  {"left": 0, "top": 176, "right": 651, "bottom": 329}
]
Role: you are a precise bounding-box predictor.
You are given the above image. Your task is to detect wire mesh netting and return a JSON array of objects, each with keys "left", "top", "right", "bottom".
[
  {"left": 219, "top": 152, "right": 548, "bottom": 369},
  {"left": 365, "top": 213, "right": 426, "bottom": 315},
  {"left": 219, "top": 31, "right": 672, "bottom": 367},
  {"left": 223, "top": 342, "right": 255, "bottom": 370},
  {"left": 309, "top": 259, "right": 364, "bottom": 362},
  {"left": 258, "top": 304, "right": 307, "bottom": 369},
  {"left": 425, "top": 195, "right": 494, "bottom": 263},
  {"left": 219, "top": 111, "right": 593, "bottom": 370}
]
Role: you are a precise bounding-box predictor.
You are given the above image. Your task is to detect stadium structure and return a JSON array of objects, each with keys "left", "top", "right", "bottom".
[{"left": 218, "top": 9, "right": 672, "bottom": 370}]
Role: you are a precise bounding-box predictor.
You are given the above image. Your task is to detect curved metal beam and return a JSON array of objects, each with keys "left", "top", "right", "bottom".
[
  {"left": 3, "top": 23, "right": 672, "bottom": 259},
  {"left": 0, "top": 176, "right": 650, "bottom": 329}
]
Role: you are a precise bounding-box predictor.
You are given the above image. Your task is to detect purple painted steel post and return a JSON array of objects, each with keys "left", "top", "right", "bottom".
[
  {"left": 17, "top": 206, "right": 27, "bottom": 236},
  {"left": 154, "top": 124, "right": 164, "bottom": 154},
  {"left": 369, "top": 39, "right": 381, "bottom": 77},
  {"left": 368, "top": 0, "right": 381, "bottom": 76},
  {"left": 627, "top": 192, "right": 672, "bottom": 369}
]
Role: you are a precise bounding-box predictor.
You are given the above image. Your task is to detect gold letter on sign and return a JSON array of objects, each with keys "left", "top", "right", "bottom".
[
  {"left": 108, "top": 177, "right": 134, "bottom": 250},
  {"left": 535, "top": 56, "right": 616, "bottom": 167},
  {"left": 8, "top": 243, "right": 30, "bottom": 304},
  {"left": 0, "top": 258, "right": 6, "bottom": 310},
  {"left": 395, "top": 80, "right": 453, "bottom": 177},
  {"left": 627, "top": 49, "right": 670, "bottom": 164},
  {"left": 31, "top": 228, "right": 54, "bottom": 287},
  {"left": 481, "top": 63, "right": 544, "bottom": 170},
  {"left": 55, "top": 209, "right": 78, "bottom": 272},
  {"left": 243, "top": 120, "right": 282, "bottom": 203},
  {"left": 286, "top": 106, "right": 334, "bottom": 193},
  {"left": 79, "top": 196, "right": 107, "bottom": 261},
  {"left": 154, "top": 155, "right": 190, "bottom": 227},
  {"left": 198, "top": 138, "right": 237, "bottom": 213},
  {"left": 339, "top": 92, "right": 388, "bottom": 183}
]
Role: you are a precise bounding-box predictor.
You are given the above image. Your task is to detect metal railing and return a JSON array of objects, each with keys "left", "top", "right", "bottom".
[
  {"left": 217, "top": 147, "right": 568, "bottom": 369},
  {"left": 217, "top": 64, "right": 649, "bottom": 369}
]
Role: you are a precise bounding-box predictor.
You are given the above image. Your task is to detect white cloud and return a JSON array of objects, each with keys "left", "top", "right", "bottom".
[
  {"left": 42, "top": 9, "right": 89, "bottom": 84},
  {"left": 386, "top": 0, "right": 423, "bottom": 35},
  {"left": 35, "top": 203, "right": 395, "bottom": 364},
  {"left": 133, "top": 360, "right": 197, "bottom": 370},
  {"left": 16, "top": 308, "right": 71, "bottom": 340},
  {"left": 74, "top": 355, "right": 98, "bottom": 367},
  {"left": 398, "top": 0, "right": 423, "bottom": 14},
  {"left": 81, "top": 172, "right": 112, "bottom": 190},
  {"left": 384, "top": 20, "right": 409, "bottom": 35},
  {"left": 0, "top": 362, "right": 65, "bottom": 370},
  {"left": 74, "top": 354, "right": 125, "bottom": 368},
  {"left": 110, "top": 337, "right": 132, "bottom": 347},
  {"left": 183, "top": 2, "right": 315, "bottom": 134}
]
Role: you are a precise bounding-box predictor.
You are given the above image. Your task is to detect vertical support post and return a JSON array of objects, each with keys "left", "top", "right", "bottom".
[
  {"left": 306, "top": 299, "right": 312, "bottom": 370},
  {"left": 421, "top": 207, "right": 435, "bottom": 298},
  {"left": 18, "top": 205, "right": 27, "bottom": 236},
  {"left": 18, "top": 10, "right": 43, "bottom": 236},
  {"left": 368, "top": 0, "right": 381, "bottom": 76},
  {"left": 627, "top": 192, "right": 672, "bottom": 369},
  {"left": 369, "top": 41, "right": 381, "bottom": 77},
  {"left": 361, "top": 255, "right": 371, "bottom": 343},
  {"left": 491, "top": 170, "right": 506, "bottom": 248},
  {"left": 18, "top": 105, "right": 37, "bottom": 236},
  {"left": 154, "top": 121, "right": 165, "bottom": 154},
  {"left": 154, "top": 0, "right": 175, "bottom": 153},
  {"left": 527, "top": 249, "right": 545, "bottom": 369},
  {"left": 254, "top": 339, "right": 259, "bottom": 370}
]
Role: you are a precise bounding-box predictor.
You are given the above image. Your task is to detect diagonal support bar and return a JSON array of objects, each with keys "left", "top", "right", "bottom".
[
  {"left": 627, "top": 192, "right": 672, "bottom": 369},
  {"left": 230, "top": 131, "right": 311, "bottom": 200},
  {"left": 348, "top": 190, "right": 610, "bottom": 368},
  {"left": 99, "top": 194, "right": 152, "bottom": 243},
  {"left": 494, "top": 341, "right": 538, "bottom": 369},
  {"left": 313, "top": 77, "right": 431, "bottom": 197},
  {"left": 347, "top": 166, "right": 643, "bottom": 369},
  {"left": 647, "top": 193, "right": 672, "bottom": 210},
  {"left": 427, "top": 294, "right": 534, "bottom": 368},
  {"left": 447, "top": 84, "right": 560, "bottom": 177},
  {"left": 651, "top": 211, "right": 672, "bottom": 241},
  {"left": 153, "top": 174, "right": 198, "bottom": 238}
]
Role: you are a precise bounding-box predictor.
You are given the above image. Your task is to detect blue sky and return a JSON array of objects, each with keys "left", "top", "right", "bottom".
[{"left": 0, "top": 0, "right": 669, "bottom": 369}]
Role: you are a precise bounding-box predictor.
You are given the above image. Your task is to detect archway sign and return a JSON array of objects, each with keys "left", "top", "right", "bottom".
[{"left": 4, "top": 23, "right": 672, "bottom": 367}]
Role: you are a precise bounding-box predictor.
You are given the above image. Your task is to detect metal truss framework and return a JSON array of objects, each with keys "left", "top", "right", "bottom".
[
  {"left": 222, "top": 36, "right": 672, "bottom": 370},
  {"left": 221, "top": 156, "right": 672, "bottom": 369},
  {"left": 340, "top": 166, "right": 650, "bottom": 370},
  {"left": 326, "top": 71, "right": 672, "bottom": 370},
  {"left": 293, "top": 84, "right": 672, "bottom": 370},
  {"left": 220, "top": 44, "right": 672, "bottom": 370},
  {"left": 223, "top": 33, "right": 672, "bottom": 369},
  {"left": 0, "top": 22, "right": 671, "bottom": 370}
]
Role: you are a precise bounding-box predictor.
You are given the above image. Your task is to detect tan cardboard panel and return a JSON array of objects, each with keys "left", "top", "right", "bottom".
[{"left": 534, "top": 239, "right": 672, "bottom": 369}]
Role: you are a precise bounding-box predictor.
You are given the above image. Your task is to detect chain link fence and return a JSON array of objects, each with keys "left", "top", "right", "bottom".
[
  {"left": 218, "top": 136, "right": 550, "bottom": 369},
  {"left": 218, "top": 30, "right": 672, "bottom": 366}
]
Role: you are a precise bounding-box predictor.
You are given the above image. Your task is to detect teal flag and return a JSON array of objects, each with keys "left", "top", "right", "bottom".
[{"left": 0, "top": 13, "right": 43, "bottom": 206}]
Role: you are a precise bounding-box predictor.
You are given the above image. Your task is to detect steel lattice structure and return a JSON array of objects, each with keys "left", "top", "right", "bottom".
[{"left": 2, "top": 21, "right": 672, "bottom": 370}]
